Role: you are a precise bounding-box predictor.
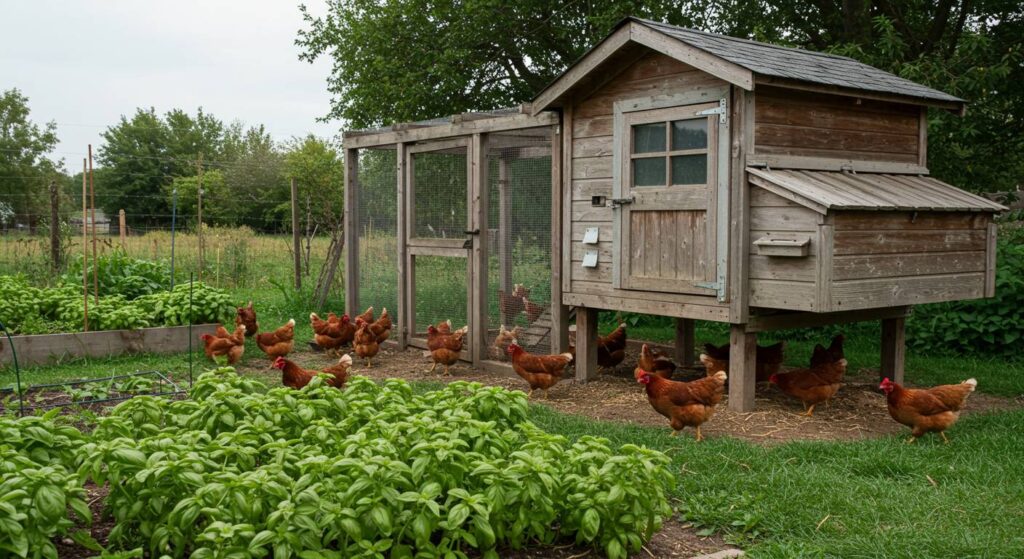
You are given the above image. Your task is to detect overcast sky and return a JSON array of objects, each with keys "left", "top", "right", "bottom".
[{"left": 0, "top": 0, "right": 336, "bottom": 170}]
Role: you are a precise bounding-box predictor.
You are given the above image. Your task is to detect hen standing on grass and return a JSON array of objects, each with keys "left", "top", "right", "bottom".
[
  {"left": 880, "top": 377, "right": 976, "bottom": 443},
  {"left": 635, "top": 366, "right": 727, "bottom": 441},
  {"left": 256, "top": 319, "right": 295, "bottom": 359},
  {"left": 235, "top": 301, "right": 258, "bottom": 337}
]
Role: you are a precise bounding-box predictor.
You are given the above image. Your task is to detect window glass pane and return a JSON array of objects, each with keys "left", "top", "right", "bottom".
[
  {"left": 671, "top": 154, "right": 707, "bottom": 185},
  {"left": 671, "top": 119, "right": 707, "bottom": 150},
  {"left": 632, "top": 123, "right": 666, "bottom": 153},
  {"left": 633, "top": 157, "right": 666, "bottom": 187}
]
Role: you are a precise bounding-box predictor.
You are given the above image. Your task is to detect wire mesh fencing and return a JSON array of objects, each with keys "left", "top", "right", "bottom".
[
  {"left": 355, "top": 147, "right": 399, "bottom": 318},
  {"left": 485, "top": 128, "right": 553, "bottom": 360}
]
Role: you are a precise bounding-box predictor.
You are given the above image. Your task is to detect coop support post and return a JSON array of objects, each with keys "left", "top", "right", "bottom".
[
  {"left": 291, "top": 177, "right": 301, "bottom": 290},
  {"left": 197, "top": 153, "right": 204, "bottom": 280},
  {"left": 550, "top": 122, "right": 569, "bottom": 354},
  {"left": 343, "top": 148, "right": 359, "bottom": 316},
  {"left": 675, "top": 318, "right": 695, "bottom": 365},
  {"left": 88, "top": 145, "right": 97, "bottom": 305},
  {"left": 575, "top": 307, "right": 599, "bottom": 382},
  {"left": 880, "top": 317, "right": 906, "bottom": 384},
  {"left": 470, "top": 133, "right": 489, "bottom": 366},
  {"left": 395, "top": 142, "right": 409, "bottom": 349},
  {"left": 81, "top": 159, "right": 89, "bottom": 332},
  {"left": 728, "top": 323, "right": 756, "bottom": 412}
]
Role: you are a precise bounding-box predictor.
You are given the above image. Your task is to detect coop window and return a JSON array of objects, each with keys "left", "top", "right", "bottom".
[{"left": 629, "top": 117, "right": 709, "bottom": 188}]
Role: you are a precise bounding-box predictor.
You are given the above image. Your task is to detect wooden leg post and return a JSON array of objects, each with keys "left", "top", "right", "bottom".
[
  {"left": 575, "top": 307, "right": 598, "bottom": 383},
  {"left": 675, "top": 318, "right": 695, "bottom": 366},
  {"left": 880, "top": 317, "right": 906, "bottom": 384},
  {"left": 728, "top": 324, "right": 756, "bottom": 412}
]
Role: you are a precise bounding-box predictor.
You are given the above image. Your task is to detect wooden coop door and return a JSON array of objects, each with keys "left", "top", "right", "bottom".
[{"left": 614, "top": 102, "right": 722, "bottom": 295}]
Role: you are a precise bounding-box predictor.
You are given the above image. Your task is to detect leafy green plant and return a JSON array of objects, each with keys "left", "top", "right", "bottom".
[
  {"left": 62, "top": 251, "right": 167, "bottom": 300},
  {"left": 67, "top": 371, "right": 675, "bottom": 558},
  {"left": 908, "top": 238, "right": 1024, "bottom": 359}
]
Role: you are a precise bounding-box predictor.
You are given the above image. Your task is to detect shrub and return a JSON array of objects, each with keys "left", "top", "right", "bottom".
[
  {"left": 62, "top": 251, "right": 167, "bottom": 300},
  {"left": 908, "top": 237, "right": 1024, "bottom": 359}
]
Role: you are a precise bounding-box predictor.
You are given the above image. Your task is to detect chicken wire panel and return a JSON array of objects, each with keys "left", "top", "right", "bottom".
[
  {"left": 412, "top": 149, "right": 468, "bottom": 239},
  {"left": 486, "top": 129, "right": 553, "bottom": 358},
  {"left": 412, "top": 255, "right": 468, "bottom": 338},
  {"left": 356, "top": 147, "right": 398, "bottom": 319}
]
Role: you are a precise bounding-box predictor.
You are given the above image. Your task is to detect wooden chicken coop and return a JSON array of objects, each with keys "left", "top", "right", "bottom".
[{"left": 342, "top": 17, "right": 1004, "bottom": 411}]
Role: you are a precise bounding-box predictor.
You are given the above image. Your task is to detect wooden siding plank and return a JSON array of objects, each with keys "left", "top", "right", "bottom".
[
  {"left": 832, "top": 273, "right": 986, "bottom": 309},
  {"left": 572, "top": 136, "right": 615, "bottom": 158},
  {"left": 563, "top": 292, "right": 730, "bottom": 321},
  {"left": 754, "top": 144, "right": 919, "bottom": 163},
  {"left": 833, "top": 230, "right": 987, "bottom": 255},
  {"left": 571, "top": 223, "right": 613, "bottom": 240},
  {"left": 756, "top": 123, "right": 918, "bottom": 154},
  {"left": 750, "top": 187, "right": 805, "bottom": 208},
  {"left": 749, "top": 254, "right": 816, "bottom": 281},
  {"left": 749, "top": 279, "right": 818, "bottom": 311},
  {"left": 750, "top": 206, "right": 819, "bottom": 231},
  {"left": 747, "top": 154, "right": 928, "bottom": 175},
  {"left": 833, "top": 251, "right": 986, "bottom": 280},
  {"left": 572, "top": 179, "right": 613, "bottom": 201},
  {"left": 833, "top": 211, "right": 989, "bottom": 231},
  {"left": 572, "top": 200, "right": 613, "bottom": 222},
  {"left": 571, "top": 156, "right": 612, "bottom": 179},
  {"left": 573, "top": 116, "right": 613, "bottom": 138}
]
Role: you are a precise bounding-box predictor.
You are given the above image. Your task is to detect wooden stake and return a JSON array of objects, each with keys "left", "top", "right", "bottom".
[
  {"left": 88, "top": 145, "right": 97, "bottom": 305},
  {"left": 291, "top": 177, "right": 301, "bottom": 290},
  {"left": 118, "top": 209, "right": 126, "bottom": 249},
  {"left": 81, "top": 159, "right": 89, "bottom": 332},
  {"left": 49, "top": 180, "right": 60, "bottom": 272},
  {"left": 197, "top": 154, "right": 204, "bottom": 280}
]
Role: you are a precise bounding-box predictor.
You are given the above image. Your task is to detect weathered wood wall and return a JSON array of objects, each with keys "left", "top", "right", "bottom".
[
  {"left": 753, "top": 86, "right": 922, "bottom": 164},
  {"left": 565, "top": 51, "right": 730, "bottom": 321},
  {"left": 748, "top": 188, "right": 820, "bottom": 311},
  {"left": 828, "top": 211, "right": 990, "bottom": 310},
  {"left": 0, "top": 324, "right": 219, "bottom": 367},
  {"left": 747, "top": 187, "right": 992, "bottom": 313}
]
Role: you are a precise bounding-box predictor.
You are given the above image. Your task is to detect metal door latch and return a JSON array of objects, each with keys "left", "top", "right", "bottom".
[{"left": 607, "top": 196, "right": 634, "bottom": 208}]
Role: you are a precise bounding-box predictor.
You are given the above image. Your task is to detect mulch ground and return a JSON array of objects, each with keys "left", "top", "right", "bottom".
[{"left": 33, "top": 337, "right": 1023, "bottom": 558}]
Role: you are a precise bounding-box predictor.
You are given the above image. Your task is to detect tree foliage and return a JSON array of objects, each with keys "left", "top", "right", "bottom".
[
  {"left": 298, "top": 0, "right": 1023, "bottom": 191},
  {"left": 0, "top": 88, "right": 60, "bottom": 226}
]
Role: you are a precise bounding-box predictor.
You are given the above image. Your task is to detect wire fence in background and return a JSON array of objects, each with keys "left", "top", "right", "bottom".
[{"left": 356, "top": 147, "right": 399, "bottom": 318}]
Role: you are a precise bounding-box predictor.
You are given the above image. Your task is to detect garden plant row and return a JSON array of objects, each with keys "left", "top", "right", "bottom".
[{"left": 0, "top": 370, "right": 675, "bottom": 559}]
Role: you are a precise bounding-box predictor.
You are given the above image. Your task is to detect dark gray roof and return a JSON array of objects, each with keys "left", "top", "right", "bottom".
[{"left": 630, "top": 18, "right": 963, "bottom": 105}]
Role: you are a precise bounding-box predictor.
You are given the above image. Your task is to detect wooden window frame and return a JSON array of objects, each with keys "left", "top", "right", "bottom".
[{"left": 627, "top": 111, "right": 711, "bottom": 189}]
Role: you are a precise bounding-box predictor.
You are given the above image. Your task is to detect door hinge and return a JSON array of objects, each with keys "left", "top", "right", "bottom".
[
  {"left": 698, "top": 98, "right": 728, "bottom": 124},
  {"left": 607, "top": 196, "right": 635, "bottom": 208},
  {"left": 696, "top": 280, "right": 725, "bottom": 300}
]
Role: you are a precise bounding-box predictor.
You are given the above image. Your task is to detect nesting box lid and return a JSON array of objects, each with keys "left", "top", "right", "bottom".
[{"left": 746, "top": 168, "right": 1007, "bottom": 214}]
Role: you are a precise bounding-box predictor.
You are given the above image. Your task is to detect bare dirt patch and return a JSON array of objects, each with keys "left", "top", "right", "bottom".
[{"left": 236, "top": 340, "right": 1021, "bottom": 445}]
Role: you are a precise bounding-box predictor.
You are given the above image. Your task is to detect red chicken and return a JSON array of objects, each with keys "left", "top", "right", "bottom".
[
  {"left": 523, "top": 297, "right": 546, "bottom": 324},
  {"left": 488, "top": 325, "right": 524, "bottom": 361},
  {"left": 638, "top": 343, "right": 676, "bottom": 379},
  {"left": 880, "top": 377, "right": 976, "bottom": 443},
  {"left": 426, "top": 322, "right": 469, "bottom": 375},
  {"left": 635, "top": 367, "right": 727, "bottom": 441},
  {"left": 498, "top": 289, "right": 526, "bottom": 320},
  {"left": 567, "top": 323, "right": 627, "bottom": 371},
  {"left": 235, "top": 301, "right": 258, "bottom": 337},
  {"left": 311, "top": 312, "right": 355, "bottom": 354},
  {"left": 700, "top": 341, "right": 785, "bottom": 382},
  {"left": 810, "top": 335, "right": 845, "bottom": 368},
  {"left": 507, "top": 342, "right": 574, "bottom": 399},
  {"left": 256, "top": 319, "right": 295, "bottom": 359},
  {"left": 369, "top": 308, "right": 393, "bottom": 343},
  {"left": 353, "top": 318, "right": 380, "bottom": 367},
  {"left": 200, "top": 324, "right": 245, "bottom": 365},
  {"left": 355, "top": 306, "right": 374, "bottom": 325},
  {"left": 272, "top": 355, "right": 352, "bottom": 389},
  {"left": 768, "top": 347, "right": 847, "bottom": 416}
]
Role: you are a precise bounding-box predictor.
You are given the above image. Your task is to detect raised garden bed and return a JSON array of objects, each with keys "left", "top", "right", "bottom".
[{"left": 0, "top": 323, "right": 218, "bottom": 367}]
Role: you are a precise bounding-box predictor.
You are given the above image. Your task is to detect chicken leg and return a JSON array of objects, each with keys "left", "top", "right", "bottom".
[
  {"left": 429, "top": 362, "right": 437, "bottom": 373},
  {"left": 906, "top": 436, "right": 917, "bottom": 444},
  {"left": 940, "top": 432, "right": 950, "bottom": 444},
  {"left": 695, "top": 426, "right": 703, "bottom": 442},
  {"left": 670, "top": 430, "right": 679, "bottom": 437},
  {"left": 804, "top": 404, "right": 816, "bottom": 417},
  {"left": 526, "top": 388, "right": 534, "bottom": 399}
]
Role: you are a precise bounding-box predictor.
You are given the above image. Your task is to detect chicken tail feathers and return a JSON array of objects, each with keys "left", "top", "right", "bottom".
[
  {"left": 560, "top": 352, "right": 574, "bottom": 363},
  {"left": 964, "top": 378, "right": 977, "bottom": 390}
]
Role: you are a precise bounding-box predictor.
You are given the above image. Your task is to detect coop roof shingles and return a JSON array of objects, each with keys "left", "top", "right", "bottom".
[
  {"left": 631, "top": 18, "right": 962, "bottom": 103},
  {"left": 747, "top": 168, "right": 1006, "bottom": 213}
]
